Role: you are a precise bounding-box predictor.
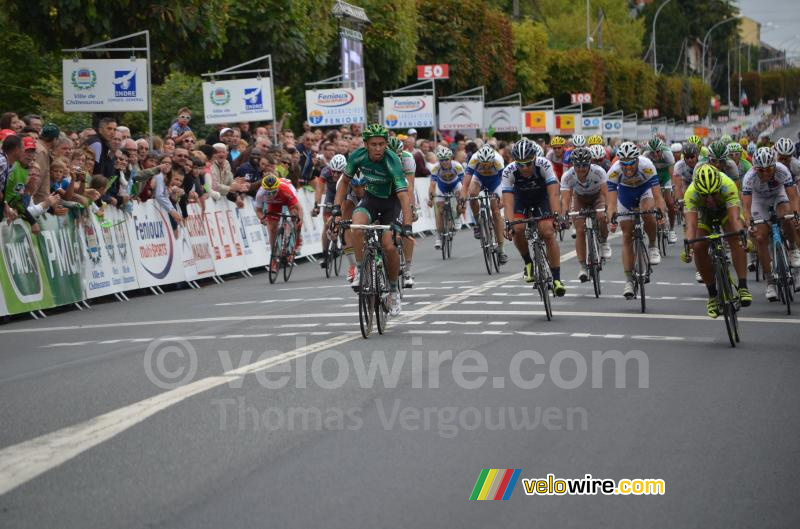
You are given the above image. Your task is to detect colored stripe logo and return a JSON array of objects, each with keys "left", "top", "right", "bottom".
[{"left": 469, "top": 469, "right": 521, "bottom": 500}]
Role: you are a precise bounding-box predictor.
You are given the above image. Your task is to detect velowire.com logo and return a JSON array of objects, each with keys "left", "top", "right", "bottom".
[{"left": 469, "top": 469, "right": 521, "bottom": 501}]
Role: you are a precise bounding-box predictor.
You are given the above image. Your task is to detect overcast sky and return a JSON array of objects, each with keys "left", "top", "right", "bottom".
[{"left": 736, "top": 0, "right": 800, "bottom": 55}]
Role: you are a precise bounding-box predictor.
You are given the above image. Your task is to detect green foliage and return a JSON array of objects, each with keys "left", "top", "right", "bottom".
[
  {"left": 361, "top": 1, "right": 418, "bottom": 97},
  {"left": 0, "top": 30, "right": 58, "bottom": 115},
  {"left": 29, "top": 75, "right": 93, "bottom": 132},
  {"left": 511, "top": 20, "right": 550, "bottom": 101}
]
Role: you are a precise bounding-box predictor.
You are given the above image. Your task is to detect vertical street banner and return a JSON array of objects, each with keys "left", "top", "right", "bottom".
[
  {"left": 521, "top": 110, "right": 554, "bottom": 134},
  {"left": 0, "top": 220, "right": 53, "bottom": 314},
  {"left": 202, "top": 78, "right": 275, "bottom": 125},
  {"left": 305, "top": 88, "right": 366, "bottom": 127},
  {"left": 555, "top": 114, "right": 579, "bottom": 135},
  {"left": 438, "top": 101, "right": 484, "bottom": 130},
  {"left": 383, "top": 96, "right": 435, "bottom": 129},
  {"left": 483, "top": 106, "right": 521, "bottom": 133},
  {"left": 62, "top": 59, "right": 149, "bottom": 112},
  {"left": 182, "top": 203, "right": 217, "bottom": 282},
  {"left": 128, "top": 201, "right": 185, "bottom": 288},
  {"left": 235, "top": 197, "right": 269, "bottom": 269},
  {"left": 203, "top": 198, "right": 246, "bottom": 276},
  {"left": 37, "top": 214, "right": 84, "bottom": 307}
]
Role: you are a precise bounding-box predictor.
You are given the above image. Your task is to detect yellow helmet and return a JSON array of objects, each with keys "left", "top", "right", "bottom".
[
  {"left": 261, "top": 173, "right": 280, "bottom": 191},
  {"left": 551, "top": 136, "right": 566, "bottom": 147},
  {"left": 587, "top": 134, "right": 603, "bottom": 146},
  {"left": 687, "top": 135, "right": 702, "bottom": 146},
  {"left": 694, "top": 164, "right": 721, "bottom": 195}
]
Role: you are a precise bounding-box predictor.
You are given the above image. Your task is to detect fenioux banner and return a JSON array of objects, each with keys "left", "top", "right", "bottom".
[
  {"left": 520, "top": 110, "right": 555, "bottom": 135},
  {"left": 128, "top": 200, "right": 185, "bottom": 288},
  {"left": 62, "top": 59, "right": 149, "bottom": 112},
  {"left": 202, "top": 78, "right": 275, "bottom": 125},
  {"left": 484, "top": 106, "right": 520, "bottom": 133},
  {"left": 438, "top": 101, "right": 484, "bottom": 130},
  {"left": 383, "top": 96, "right": 435, "bottom": 129},
  {"left": 305, "top": 88, "right": 366, "bottom": 127},
  {"left": 603, "top": 119, "right": 624, "bottom": 136}
]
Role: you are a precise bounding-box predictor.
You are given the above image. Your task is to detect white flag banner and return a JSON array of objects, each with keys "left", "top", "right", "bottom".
[
  {"left": 305, "top": 88, "right": 366, "bottom": 127},
  {"left": 63, "top": 59, "right": 149, "bottom": 112},
  {"left": 202, "top": 78, "right": 275, "bottom": 125},
  {"left": 383, "top": 96, "right": 435, "bottom": 129},
  {"left": 484, "top": 106, "right": 520, "bottom": 133},
  {"left": 439, "top": 101, "right": 484, "bottom": 130}
]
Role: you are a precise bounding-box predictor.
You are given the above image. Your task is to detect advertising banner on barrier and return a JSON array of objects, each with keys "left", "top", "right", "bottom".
[
  {"left": 202, "top": 78, "right": 275, "bottom": 125},
  {"left": 555, "top": 114, "right": 580, "bottom": 135},
  {"left": 128, "top": 201, "right": 185, "bottom": 288},
  {"left": 235, "top": 197, "right": 270, "bottom": 269},
  {"left": 81, "top": 210, "right": 120, "bottom": 298},
  {"left": 204, "top": 198, "right": 246, "bottom": 275},
  {"left": 581, "top": 116, "right": 603, "bottom": 132},
  {"left": 37, "top": 214, "right": 83, "bottom": 307},
  {"left": 383, "top": 96, "right": 435, "bottom": 129},
  {"left": 104, "top": 207, "right": 139, "bottom": 292},
  {"left": 296, "top": 191, "right": 323, "bottom": 257},
  {"left": 62, "top": 59, "right": 149, "bottom": 112},
  {"left": 305, "top": 88, "right": 366, "bottom": 127},
  {"left": 484, "top": 106, "right": 520, "bottom": 133},
  {"left": 182, "top": 203, "right": 217, "bottom": 281},
  {"left": 0, "top": 220, "right": 52, "bottom": 314},
  {"left": 603, "top": 118, "right": 624, "bottom": 136},
  {"left": 520, "top": 110, "right": 554, "bottom": 135},
  {"left": 439, "top": 101, "right": 484, "bottom": 130}
]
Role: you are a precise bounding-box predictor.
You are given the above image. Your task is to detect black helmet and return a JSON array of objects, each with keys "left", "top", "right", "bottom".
[{"left": 570, "top": 147, "right": 592, "bottom": 166}]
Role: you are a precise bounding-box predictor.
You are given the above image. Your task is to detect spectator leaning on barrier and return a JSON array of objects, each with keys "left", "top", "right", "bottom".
[
  {"left": 34, "top": 123, "right": 61, "bottom": 203},
  {"left": 87, "top": 117, "right": 117, "bottom": 178},
  {"left": 5, "top": 137, "right": 52, "bottom": 231},
  {"left": 207, "top": 143, "right": 234, "bottom": 200}
]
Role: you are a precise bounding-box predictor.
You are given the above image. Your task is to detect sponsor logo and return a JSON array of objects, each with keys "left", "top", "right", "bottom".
[
  {"left": 244, "top": 86, "right": 263, "bottom": 111},
  {"left": 316, "top": 91, "right": 355, "bottom": 107},
  {"left": 385, "top": 114, "right": 398, "bottom": 127},
  {"left": 113, "top": 70, "right": 137, "bottom": 97},
  {"left": 309, "top": 109, "right": 324, "bottom": 125},
  {"left": 392, "top": 98, "right": 426, "bottom": 112},
  {"left": 210, "top": 87, "right": 231, "bottom": 106},
  {"left": 71, "top": 68, "right": 97, "bottom": 90},
  {"left": 84, "top": 220, "right": 102, "bottom": 265},
  {"left": 133, "top": 211, "right": 175, "bottom": 280},
  {"left": 1, "top": 223, "right": 43, "bottom": 303}
]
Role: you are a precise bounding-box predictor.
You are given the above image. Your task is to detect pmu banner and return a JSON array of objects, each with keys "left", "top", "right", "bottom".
[
  {"left": 203, "top": 78, "right": 275, "bottom": 125},
  {"left": 203, "top": 198, "right": 246, "bottom": 276},
  {"left": 0, "top": 219, "right": 53, "bottom": 314},
  {"left": 182, "top": 203, "right": 217, "bottom": 282},
  {"left": 62, "top": 59, "right": 149, "bottom": 112},
  {"left": 128, "top": 200, "right": 185, "bottom": 288},
  {"left": 439, "top": 101, "right": 484, "bottom": 130},
  {"left": 581, "top": 116, "right": 602, "bottom": 131},
  {"left": 37, "top": 214, "right": 84, "bottom": 307},
  {"left": 520, "top": 110, "right": 554, "bottom": 134},
  {"left": 383, "top": 96, "right": 435, "bottom": 129},
  {"left": 484, "top": 106, "right": 521, "bottom": 133},
  {"left": 555, "top": 114, "right": 580, "bottom": 135},
  {"left": 305, "top": 88, "right": 366, "bottom": 126},
  {"left": 602, "top": 119, "right": 623, "bottom": 136}
]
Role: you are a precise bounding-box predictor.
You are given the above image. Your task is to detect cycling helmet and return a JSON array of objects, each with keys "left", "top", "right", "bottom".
[
  {"left": 682, "top": 143, "right": 699, "bottom": 157},
  {"left": 687, "top": 135, "right": 702, "bottom": 146},
  {"left": 532, "top": 142, "right": 544, "bottom": 158},
  {"left": 328, "top": 154, "right": 347, "bottom": 172},
  {"left": 694, "top": 165, "right": 721, "bottom": 195},
  {"left": 572, "top": 134, "right": 587, "bottom": 148},
  {"left": 511, "top": 138, "right": 537, "bottom": 162},
  {"left": 351, "top": 171, "right": 368, "bottom": 186},
  {"left": 589, "top": 144, "right": 606, "bottom": 160},
  {"left": 475, "top": 144, "right": 496, "bottom": 163},
  {"left": 670, "top": 143, "right": 683, "bottom": 153},
  {"left": 362, "top": 123, "right": 389, "bottom": 140},
  {"left": 387, "top": 136, "right": 404, "bottom": 154},
  {"left": 726, "top": 142, "right": 743, "bottom": 154},
  {"left": 747, "top": 142, "right": 756, "bottom": 155},
  {"left": 570, "top": 147, "right": 592, "bottom": 166},
  {"left": 752, "top": 147, "right": 776, "bottom": 168},
  {"left": 720, "top": 134, "right": 733, "bottom": 144},
  {"left": 647, "top": 137, "right": 665, "bottom": 152},
  {"left": 774, "top": 137, "right": 795, "bottom": 156},
  {"left": 435, "top": 146, "right": 453, "bottom": 161},
  {"left": 617, "top": 141, "right": 640, "bottom": 160},
  {"left": 707, "top": 141, "right": 729, "bottom": 161},
  {"left": 587, "top": 134, "right": 603, "bottom": 146},
  {"left": 551, "top": 136, "right": 566, "bottom": 147},
  {"left": 261, "top": 173, "right": 280, "bottom": 191},
  {"left": 739, "top": 138, "right": 749, "bottom": 148}
]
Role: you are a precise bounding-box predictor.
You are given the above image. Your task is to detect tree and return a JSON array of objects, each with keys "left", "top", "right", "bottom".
[
  {"left": 360, "top": 0, "right": 419, "bottom": 97},
  {"left": 512, "top": 20, "right": 551, "bottom": 101},
  {"left": 0, "top": 30, "right": 58, "bottom": 115}
]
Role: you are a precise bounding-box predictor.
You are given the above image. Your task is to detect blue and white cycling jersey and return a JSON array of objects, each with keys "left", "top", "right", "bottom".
[
  {"left": 466, "top": 151, "right": 504, "bottom": 189},
  {"left": 606, "top": 156, "right": 659, "bottom": 211},
  {"left": 431, "top": 161, "right": 465, "bottom": 193}
]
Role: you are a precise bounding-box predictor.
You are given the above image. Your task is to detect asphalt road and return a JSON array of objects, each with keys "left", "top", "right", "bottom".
[{"left": 1, "top": 217, "right": 799, "bottom": 528}]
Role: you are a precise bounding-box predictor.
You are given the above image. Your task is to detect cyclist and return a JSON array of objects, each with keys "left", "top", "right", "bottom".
[
  {"left": 607, "top": 141, "right": 665, "bottom": 299},
  {"left": 727, "top": 142, "right": 752, "bottom": 178},
  {"left": 670, "top": 142, "right": 683, "bottom": 161},
  {"left": 502, "top": 138, "right": 566, "bottom": 296},
  {"left": 255, "top": 174, "right": 304, "bottom": 272},
  {"left": 742, "top": 147, "right": 800, "bottom": 301},
  {"left": 332, "top": 124, "right": 412, "bottom": 316},
  {"left": 337, "top": 170, "right": 368, "bottom": 284},
  {"left": 312, "top": 154, "right": 347, "bottom": 269},
  {"left": 388, "top": 136, "right": 417, "bottom": 288},
  {"left": 546, "top": 136, "right": 567, "bottom": 180},
  {"left": 560, "top": 147, "right": 611, "bottom": 281},
  {"left": 643, "top": 137, "right": 678, "bottom": 243},
  {"left": 696, "top": 141, "right": 739, "bottom": 189},
  {"left": 681, "top": 165, "right": 752, "bottom": 317},
  {"left": 589, "top": 144, "right": 611, "bottom": 171},
  {"left": 674, "top": 143, "right": 700, "bottom": 203},
  {"left": 427, "top": 146, "right": 465, "bottom": 251},
  {"left": 462, "top": 143, "right": 508, "bottom": 264},
  {"left": 774, "top": 137, "right": 800, "bottom": 183}
]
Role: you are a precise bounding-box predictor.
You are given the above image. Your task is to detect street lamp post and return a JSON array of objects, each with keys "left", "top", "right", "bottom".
[
  {"left": 652, "top": 0, "right": 674, "bottom": 74},
  {"left": 701, "top": 16, "right": 740, "bottom": 83}
]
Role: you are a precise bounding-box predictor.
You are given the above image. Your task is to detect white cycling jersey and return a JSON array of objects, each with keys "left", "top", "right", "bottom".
[
  {"left": 741, "top": 162, "right": 794, "bottom": 200},
  {"left": 560, "top": 164, "right": 607, "bottom": 196},
  {"left": 673, "top": 159, "right": 696, "bottom": 187}
]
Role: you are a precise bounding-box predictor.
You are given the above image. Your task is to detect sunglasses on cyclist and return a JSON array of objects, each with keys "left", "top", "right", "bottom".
[
  {"left": 516, "top": 159, "right": 533, "bottom": 167},
  {"left": 572, "top": 162, "right": 590, "bottom": 168},
  {"left": 620, "top": 159, "right": 637, "bottom": 167}
]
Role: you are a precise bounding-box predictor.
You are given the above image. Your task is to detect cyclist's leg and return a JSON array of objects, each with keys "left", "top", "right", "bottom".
[
  {"left": 321, "top": 211, "right": 331, "bottom": 257},
  {"left": 692, "top": 221, "right": 714, "bottom": 286},
  {"left": 616, "top": 189, "right": 638, "bottom": 276},
  {"left": 352, "top": 196, "right": 376, "bottom": 264},
  {"left": 776, "top": 198, "right": 796, "bottom": 248},
  {"left": 571, "top": 194, "right": 589, "bottom": 265},
  {"left": 488, "top": 181, "right": 505, "bottom": 253},
  {"left": 639, "top": 192, "right": 658, "bottom": 247},
  {"left": 722, "top": 210, "right": 747, "bottom": 280},
  {"left": 751, "top": 197, "right": 773, "bottom": 276},
  {"left": 468, "top": 179, "right": 481, "bottom": 221}
]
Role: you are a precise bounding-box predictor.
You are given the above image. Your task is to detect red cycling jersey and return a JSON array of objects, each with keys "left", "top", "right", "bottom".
[{"left": 255, "top": 179, "right": 299, "bottom": 216}]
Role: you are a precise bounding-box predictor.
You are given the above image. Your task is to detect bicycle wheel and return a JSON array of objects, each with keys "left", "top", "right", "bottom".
[
  {"left": 479, "top": 211, "right": 493, "bottom": 275},
  {"left": 325, "top": 239, "right": 334, "bottom": 278},
  {"left": 375, "top": 261, "right": 388, "bottom": 335},
  {"left": 587, "top": 229, "right": 601, "bottom": 298},
  {"left": 535, "top": 244, "right": 553, "bottom": 321},
  {"left": 636, "top": 240, "right": 648, "bottom": 313},
  {"left": 717, "top": 262, "right": 737, "bottom": 347},
  {"left": 659, "top": 229, "right": 668, "bottom": 257},
  {"left": 268, "top": 227, "right": 283, "bottom": 284},
  {"left": 283, "top": 228, "right": 296, "bottom": 282},
  {"left": 442, "top": 205, "right": 450, "bottom": 260},
  {"left": 487, "top": 212, "right": 500, "bottom": 273},
  {"left": 775, "top": 246, "right": 792, "bottom": 314},
  {"left": 334, "top": 237, "right": 344, "bottom": 276},
  {"left": 358, "top": 254, "right": 375, "bottom": 338},
  {"left": 446, "top": 207, "right": 454, "bottom": 259}
]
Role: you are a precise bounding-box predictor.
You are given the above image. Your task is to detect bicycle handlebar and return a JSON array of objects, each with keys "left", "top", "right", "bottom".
[
  {"left": 684, "top": 229, "right": 746, "bottom": 250},
  {"left": 611, "top": 209, "right": 662, "bottom": 223},
  {"left": 507, "top": 213, "right": 560, "bottom": 227},
  {"left": 568, "top": 208, "right": 606, "bottom": 219},
  {"left": 750, "top": 212, "right": 799, "bottom": 226}
]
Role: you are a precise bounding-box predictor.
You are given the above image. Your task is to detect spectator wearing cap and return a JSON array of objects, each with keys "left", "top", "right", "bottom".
[
  {"left": 87, "top": 117, "right": 117, "bottom": 178},
  {"left": 205, "top": 123, "right": 228, "bottom": 145},
  {"left": 206, "top": 143, "right": 235, "bottom": 200},
  {"left": 4, "top": 137, "right": 51, "bottom": 230},
  {"left": 169, "top": 107, "right": 193, "bottom": 143},
  {"left": 34, "top": 122, "right": 61, "bottom": 204}
]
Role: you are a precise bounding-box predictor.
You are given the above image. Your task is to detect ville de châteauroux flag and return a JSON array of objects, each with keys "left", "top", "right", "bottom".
[{"left": 469, "top": 469, "right": 522, "bottom": 500}]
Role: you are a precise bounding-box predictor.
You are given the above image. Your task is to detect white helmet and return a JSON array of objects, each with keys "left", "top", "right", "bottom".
[
  {"left": 328, "top": 154, "right": 347, "bottom": 172},
  {"left": 670, "top": 143, "right": 683, "bottom": 153},
  {"left": 617, "top": 142, "right": 640, "bottom": 160},
  {"left": 752, "top": 147, "right": 776, "bottom": 168},
  {"left": 774, "top": 137, "right": 795, "bottom": 156},
  {"left": 532, "top": 142, "right": 544, "bottom": 159},
  {"left": 589, "top": 145, "right": 606, "bottom": 160},
  {"left": 572, "top": 134, "right": 587, "bottom": 148},
  {"left": 435, "top": 146, "right": 453, "bottom": 161},
  {"left": 475, "top": 144, "right": 496, "bottom": 163}
]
